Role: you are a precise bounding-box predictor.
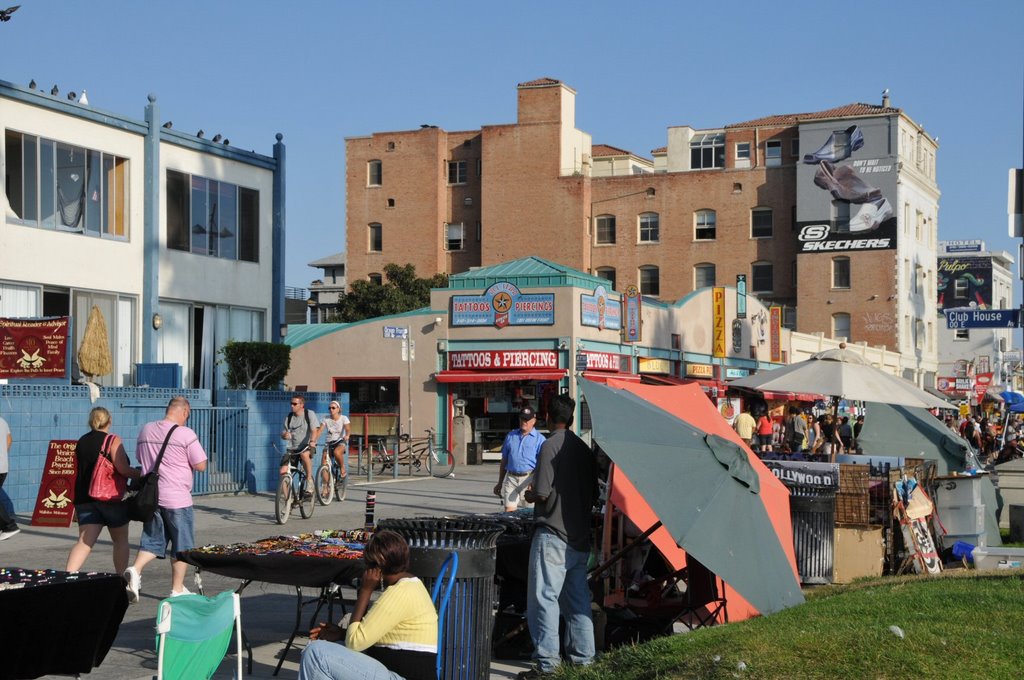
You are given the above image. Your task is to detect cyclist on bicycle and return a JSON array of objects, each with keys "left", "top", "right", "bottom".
[
  {"left": 281, "top": 395, "right": 322, "bottom": 497},
  {"left": 322, "top": 400, "right": 351, "bottom": 485}
]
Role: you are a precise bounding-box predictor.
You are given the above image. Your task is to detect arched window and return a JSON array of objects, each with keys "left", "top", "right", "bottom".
[
  {"left": 595, "top": 267, "right": 616, "bottom": 290},
  {"left": 368, "top": 223, "right": 382, "bottom": 252},
  {"left": 639, "top": 265, "right": 660, "bottom": 296},
  {"left": 367, "top": 160, "right": 382, "bottom": 186},
  {"left": 695, "top": 210, "right": 716, "bottom": 240},
  {"left": 595, "top": 215, "right": 616, "bottom": 245},
  {"left": 639, "top": 212, "right": 659, "bottom": 243},
  {"left": 694, "top": 263, "right": 716, "bottom": 289},
  {"left": 832, "top": 313, "right": 851, "bottom": 341}
]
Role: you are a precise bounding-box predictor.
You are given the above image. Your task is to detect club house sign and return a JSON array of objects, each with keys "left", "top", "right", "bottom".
[
  {"left": 450, "top": 282, "right": 555, "bottom": 328},
  {"left": 448, "top": 350, "right": 559, "bottom": 370}
]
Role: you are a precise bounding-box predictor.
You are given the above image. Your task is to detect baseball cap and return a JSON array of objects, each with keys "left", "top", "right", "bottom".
[{"left": 519, "top": 406, "right": 537, "bottom": 420}]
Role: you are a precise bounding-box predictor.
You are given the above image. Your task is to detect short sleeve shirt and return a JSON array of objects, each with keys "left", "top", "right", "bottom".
[
  {"left": 136, "top": 419, "right": 207, "bottom": 509},
  {"left": 284, "top": 409, "right": 321, "bottom": 452},
  {"left": 500, "top": 428, "right": 545, "bottom": 475},
  {"left": 734, "top": 412, "right": 756, "bottom": 440},
  {"left": 322, "top": 414, "right": 350, "bottom": 443},
  {"left": 533, "top": 428, "right": 597, "bottom": 552}
]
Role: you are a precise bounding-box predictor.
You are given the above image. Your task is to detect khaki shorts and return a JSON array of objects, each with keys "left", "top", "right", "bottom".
[{"left": 500, "top": 471, "right": 534, "bottom": 509}]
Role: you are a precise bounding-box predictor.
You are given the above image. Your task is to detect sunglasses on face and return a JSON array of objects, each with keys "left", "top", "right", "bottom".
[
  {"left": 329, "top": 406, "right": 339, "bottom": 410},
  {"left": 291, "top": 402, "right": 301, "bottom": 406}
]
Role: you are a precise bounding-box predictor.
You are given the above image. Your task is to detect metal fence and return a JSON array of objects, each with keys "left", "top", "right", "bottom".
[{"left": 123, "top": 405, "right": 249, "bottom": 495}]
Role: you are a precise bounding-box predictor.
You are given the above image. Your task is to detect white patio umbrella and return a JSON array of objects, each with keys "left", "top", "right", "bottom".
[{"left": 730, "top": 344, "right": 952, "bottom": 410}]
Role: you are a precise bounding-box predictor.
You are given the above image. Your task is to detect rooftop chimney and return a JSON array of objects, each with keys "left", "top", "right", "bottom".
[{"left": 881, "top": 88, "right": 891, "bottom": 108}]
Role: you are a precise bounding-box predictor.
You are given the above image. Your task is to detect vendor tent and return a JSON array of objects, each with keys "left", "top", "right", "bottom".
[
  {"left": 585, "top": 379, "right": 804, "bottom": 619},
  {"left": 856, "top": 402, "right": 1001, "bottom": 546}
]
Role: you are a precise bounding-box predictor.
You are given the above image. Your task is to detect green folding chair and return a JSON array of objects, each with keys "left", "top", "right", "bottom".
[{"left": 155, "top": 590, "right": 242, "bottom": 680}]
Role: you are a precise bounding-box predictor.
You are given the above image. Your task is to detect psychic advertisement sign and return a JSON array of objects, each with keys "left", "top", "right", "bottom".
[
  {"left": 31, "top": 440, "right": 78, "bottom": 527},
  {"left": 0, "top": 317, "right": 70, "bottom": 378}
]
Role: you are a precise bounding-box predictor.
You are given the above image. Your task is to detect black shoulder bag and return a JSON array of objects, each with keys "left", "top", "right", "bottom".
[{"left": 126, "top": 424, "right": 179, "bottom": 522}]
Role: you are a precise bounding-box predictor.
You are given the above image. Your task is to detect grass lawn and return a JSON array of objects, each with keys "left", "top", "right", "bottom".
[{"left": 558, "top": 572, "right": 1024, "bottom": 680}]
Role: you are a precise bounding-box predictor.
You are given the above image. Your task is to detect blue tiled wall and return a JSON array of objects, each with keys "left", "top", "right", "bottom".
[{"left": 0, "top": 386, "right": 346, "bottom": 515}]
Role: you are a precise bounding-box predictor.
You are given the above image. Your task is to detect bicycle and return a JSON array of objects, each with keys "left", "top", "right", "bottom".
[
  {"left": 275, "top": 447, "right": 315, "bottom": 524},
  {"left": 376, "top": 428, "right": 455, "bottom": 478},
  {"left": 315, "top": 441, "right": 349, "bottom": 505}
]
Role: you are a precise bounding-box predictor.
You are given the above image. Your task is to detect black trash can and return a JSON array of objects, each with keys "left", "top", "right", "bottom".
[
  {"left": 379, "top": 517, "right": 505, "bottom": 680},
  {"left": 788, "top": 487, "right": 836, "bottom": 585}
]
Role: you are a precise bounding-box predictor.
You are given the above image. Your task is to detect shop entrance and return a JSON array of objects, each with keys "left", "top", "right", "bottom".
[{"left": 449, "top": 380, "right": 560, "bottom": 455}]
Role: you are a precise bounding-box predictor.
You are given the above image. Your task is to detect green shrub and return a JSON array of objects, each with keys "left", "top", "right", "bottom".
[{"left": 221, "top": 341, "right": 290, "bottom": 390}]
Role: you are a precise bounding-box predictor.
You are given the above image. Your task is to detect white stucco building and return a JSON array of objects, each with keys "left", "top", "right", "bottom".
[{"left": 1, "top": 78, "right": 286, "bottom": 388}]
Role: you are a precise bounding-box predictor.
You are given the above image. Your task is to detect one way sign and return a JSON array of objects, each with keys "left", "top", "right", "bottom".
[{"left": 944, "top": 308, "right": 1020, "bottom": 329}]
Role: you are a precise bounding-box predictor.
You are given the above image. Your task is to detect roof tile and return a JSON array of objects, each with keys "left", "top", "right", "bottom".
[
  {"left": 726, "top": 102, "right": 901, "bottom": 129},
  {"left": 591, "top": 144, "right": 634, "bottom": 157},
  {"left": 517, "top": 77, "right": 562, "bottom": 88}
]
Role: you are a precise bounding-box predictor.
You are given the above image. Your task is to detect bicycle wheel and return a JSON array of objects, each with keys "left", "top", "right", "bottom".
[
  {"left": 376, "top": 444, "right": 392, "bottom": 475},
  {"left": 335, "top": 466, "right": 347, "bottom": 501},
  {"left": 430, "top": 445, "right": 456, "bottom": 478},
  {"left": 298, "top": 472, "right": 315, "bottom": 519},
  {"left": 274, "top": 473, "right": 291, "bottom": 525},
  {"left": 315, "top": 463, "right": 334, "bottom": 506}
]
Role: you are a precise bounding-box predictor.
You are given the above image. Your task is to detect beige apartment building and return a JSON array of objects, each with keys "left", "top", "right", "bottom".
[{"left": 344, "top": 78, "right": 940, "bottom": 384}]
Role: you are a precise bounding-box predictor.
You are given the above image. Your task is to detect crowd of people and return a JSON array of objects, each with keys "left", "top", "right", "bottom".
[
  {"left": 732, "top": 404, "right": 865, "bottom": 461},
  {"left": 945, "top": 413, "right": 1024, "bottom": 466}
]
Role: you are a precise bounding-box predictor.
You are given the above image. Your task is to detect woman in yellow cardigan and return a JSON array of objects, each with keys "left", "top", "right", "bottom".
[{"left": 299, "top": 530, "right": 438, "bottom": 680}]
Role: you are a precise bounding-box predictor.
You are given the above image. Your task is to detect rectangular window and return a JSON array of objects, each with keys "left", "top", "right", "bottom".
[
  {"left": 368, "top": 160, "right": 382, "bottom": 186},
  {"left": 369, "top": 223, "right": 383, "bottom": 252},
  {"left": 751, "top": 208, "right": 773, "bottom": 238},
  {"left": 954, "top": 328, "right": 969, "bottom": 341},
  {"left": 736, "top": 142, "right": 750, "bottom": 159},
  {"left": 694, "top": 264, "right": 716, "bottom": 288},
  {"left": 833, "top": 200, "right": 851, "bottom": 232},
  {"left": 445, "top": 222, "right": 464, "bottom": 251},
  {"left": 695, "top": 210, "right": 716, "bottom": 240},
  {"left": 596, "top": 267, "right": 616, "bottom": 291},
  {"left": 640, "top": 267, "right": 660, "bottom": 296},
  {"left": 639, "top": 213, "right": 659, "bottom": 243},
  {"left": 447, "top": 160, "right": 467, "bottom": 184},
  {"left": 595, "top": 215, "right": 616, "bottom": 244},
  {"left": 833, "top": 313, "right": 851, "bottom": 341},
  {"left": 166, "top": 170, "right": 257, "bottom": 261},
  {"left": 791, "top": 137, "right": 800, "bottom": 156},
  {"left": 5, "top": 130, "right": 129, "bottom": 238},
  {"left": 690, "top": 133, "right": 725, "bottom": 169},
  {"left": 765, "top": 140, "right": 782, "bottom": 167},
  {"left": 832, "top": 258, "right": 851, "bottom": 288},
  {"left": 751, "top": 263, "right": 773, "bottom": 293}
]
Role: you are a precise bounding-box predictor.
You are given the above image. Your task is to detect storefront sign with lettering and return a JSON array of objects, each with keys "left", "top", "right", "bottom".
[
  {"left": 450, "top": 282, "right": 555, "bottom": 328},
  {"left": 448, "top": 350, "right": 559, "bottom": 370},
  {"left": 580, "top": 285, "right": 622, "bottom": 330},
  {"left": 0, "top": 317, "right": 70, "bottom": 379}
]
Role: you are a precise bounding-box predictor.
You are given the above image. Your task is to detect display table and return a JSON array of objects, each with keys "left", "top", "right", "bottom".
[
  {"left": 0, "top": 567, "right": 129, "bottom": 680},
  {"left": 178, "top": 530, "right": 368, "bottom": 676}
]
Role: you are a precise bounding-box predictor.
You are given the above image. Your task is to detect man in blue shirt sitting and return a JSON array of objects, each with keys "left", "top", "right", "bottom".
[{"left": 493, "top": 406, "right": 545, "bottom": 512}]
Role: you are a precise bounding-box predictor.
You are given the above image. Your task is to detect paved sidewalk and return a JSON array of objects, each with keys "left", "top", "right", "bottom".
[{"left": 1, "top": 463, "right": 533, "bottom": 679}]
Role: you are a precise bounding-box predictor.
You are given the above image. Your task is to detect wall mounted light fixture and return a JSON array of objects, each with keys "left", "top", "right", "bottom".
[{"left": 152, "top": 313, "right": 163, "bottom": 330}]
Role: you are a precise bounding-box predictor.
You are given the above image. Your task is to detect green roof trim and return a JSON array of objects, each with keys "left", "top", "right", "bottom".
[
  {"left": 284, "top": 308, "right": 441, "bottom": 348},
  {"left": 446, "top": 256, "right": 613, "bottom": 291}
]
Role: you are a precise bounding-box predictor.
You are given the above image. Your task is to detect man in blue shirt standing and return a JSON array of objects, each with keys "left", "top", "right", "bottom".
[{"left": 493, "top": 406, "right": 545, "bottom": 512}]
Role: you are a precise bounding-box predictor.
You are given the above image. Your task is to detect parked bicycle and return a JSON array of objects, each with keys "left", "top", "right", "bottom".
[
  {"left": 275, "top": 446, "right": 315, "bottom": 524},
  {"left": 315, "top": 444, "right": 348, "bottom": 505},
  {"left": 375, "top": 428, "right": 455, "bottom": 478}
]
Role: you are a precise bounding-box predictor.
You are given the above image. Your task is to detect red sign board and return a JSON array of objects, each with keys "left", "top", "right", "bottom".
[
  {"left": 0, "top": 317, "right": 70, "bottom": 379},
  {"left": 448, "top": 350, "right": 558, "bottom": 370},
  {"left": 974, "top": 372, "right": 993, "bottom": 402},
  {"left": 769, "top": 307, "right": 782, "bottom": 363},
  {"left": 31, "top": 440, "right": 78, "bottom": 527}
]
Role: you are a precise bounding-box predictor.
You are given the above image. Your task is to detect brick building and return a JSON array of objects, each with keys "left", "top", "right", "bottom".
[{"left": 345, "top": 78, "right": 940, "bottom": 384}]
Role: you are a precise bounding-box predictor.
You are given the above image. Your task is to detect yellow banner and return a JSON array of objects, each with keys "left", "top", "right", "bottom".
[{"left": 712, "top": 287, "right": 726, "bottom": 358}]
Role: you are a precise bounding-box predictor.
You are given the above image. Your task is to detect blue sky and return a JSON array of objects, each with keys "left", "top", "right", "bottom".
[{"left": 2, "top": 1, "right": 1023, "bottom": 292}]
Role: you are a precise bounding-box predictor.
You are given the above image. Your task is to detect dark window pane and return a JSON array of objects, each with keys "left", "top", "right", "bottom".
[
  {"left": 166, "top": 170, "right": 189, "bottom": 251},
  {"left": 55, "top": 142, "right": 85, "bottom": 230},
  {"left": 40, "top": 139, "right": 55, "bottom": 228},
  {"left": 238, "top": 187, "right": 259, "bottom": 262},
  {"left": 191, "top": 176, "right": 208, "bottom": 254},
  {"left": 5, "top": 130, "right": 24, "bottom": 218},
  {"left": 219, "top": 183, "right": 237, "bottom": 260},
  {"left": 86, "top": 149, "right": 102, "bottom": 234},
  {"left": 23, "top": 134, "right": 38, "bottom": 222}
]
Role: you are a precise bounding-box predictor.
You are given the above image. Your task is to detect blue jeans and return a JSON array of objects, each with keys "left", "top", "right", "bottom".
[
  {"left": 299, "top": 641, "right": 404, "bottom": 680},
  {"left": 140, "top": 506, "right": 195, "bottom": 557},
  {"left": 526, "top": 527, "right": 595, "bottom": 673}
]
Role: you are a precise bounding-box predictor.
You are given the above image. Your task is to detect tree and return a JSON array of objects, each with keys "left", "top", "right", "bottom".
[
  {"left": 221, "top": 341, "right": 291, "bottom": 390},
  {"left": 336, "top": 263, "right": 448, "bottom": 322}
]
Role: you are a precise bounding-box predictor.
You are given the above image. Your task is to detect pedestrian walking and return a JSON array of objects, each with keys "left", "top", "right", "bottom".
[
  {"left": 123, "top": 396, "right": 207, "bottom": 602},
  {"left": 0, "top": 412, "right": 18, "bottom": 541},
  {"left": 66, "top": 407, "right": 141, "bottom": 574}
]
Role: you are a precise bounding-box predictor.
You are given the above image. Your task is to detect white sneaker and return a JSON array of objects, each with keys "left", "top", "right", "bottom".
[
  {"left": 123, "top": 566, "right": 141, "bottom": 604},
  {"left": 0, "top": 528, "right": 20, "bottom": 541},
  {"left": 169, "top": 587, "right": 193, "bottom": 597}
]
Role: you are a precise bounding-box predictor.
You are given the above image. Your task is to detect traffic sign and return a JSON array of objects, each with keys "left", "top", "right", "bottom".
[
  {"left": 944, "top": 308, "right": 1020, "bottom": 329},
  {"left": 383, "top": 326, "right": 409, "bottom": 339}
]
